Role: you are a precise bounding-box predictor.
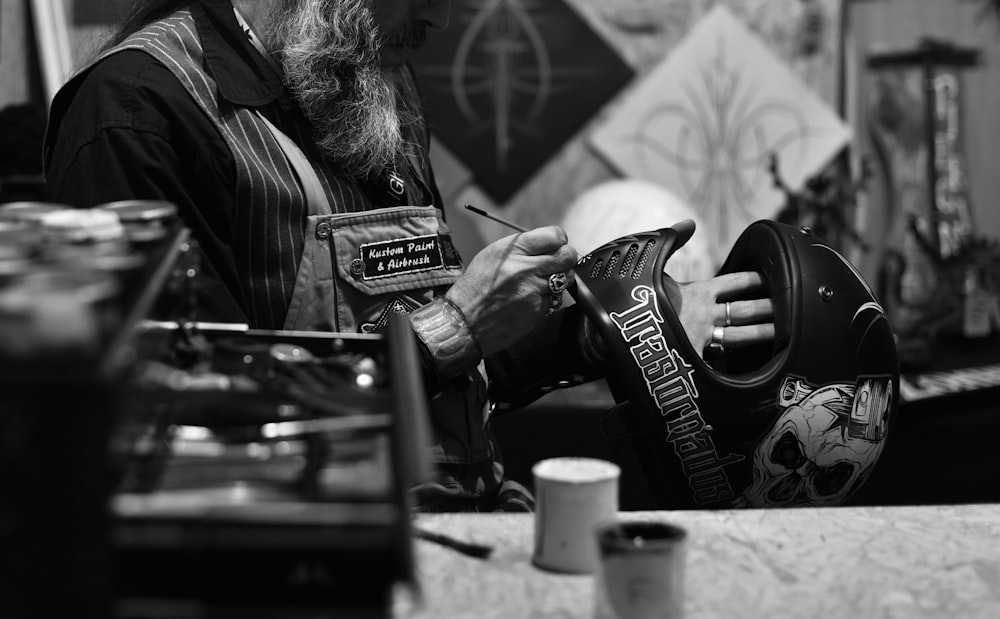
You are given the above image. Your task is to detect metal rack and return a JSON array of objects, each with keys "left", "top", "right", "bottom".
[{"left": 0, "top": 215, "right": 428, "bottom": 618}]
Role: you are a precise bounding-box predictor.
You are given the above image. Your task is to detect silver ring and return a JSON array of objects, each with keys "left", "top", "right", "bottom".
[
  {"left": 547, "top": 273, "right": 567, "bottom": 316},
  {"left": 548, "top": 273, "right": 568, "bottom": 295},
  {"left": 712, "top": 325, "right": 725, "bottom": 347},
  {"left": 546, "top": 295, "right": 562, "bottom": 316},
  {"left": 725, "top": 301, "right": 732, "bottom": 327},
  {"left": 706, "top": 325, "right": 726, "bottom": 355}
]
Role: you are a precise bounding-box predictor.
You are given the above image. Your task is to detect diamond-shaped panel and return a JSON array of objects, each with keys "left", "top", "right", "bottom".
[
  {"left": 589, "top": 5, "right": 851, "bottom": 262},
  {"left": 410, "top": 0, "right": 633, "bottom": 204}
]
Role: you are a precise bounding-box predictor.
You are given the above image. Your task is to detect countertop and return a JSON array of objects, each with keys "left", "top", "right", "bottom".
[{"left": 398, "top": 503, "right": 1000, "bottom": 619}]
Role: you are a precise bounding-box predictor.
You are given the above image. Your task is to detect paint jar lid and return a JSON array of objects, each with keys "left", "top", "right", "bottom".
[
  {"left": 0, "top": 201, "right": 74, "bottom": 224},
  {"left": 97, "top": 200, "right": 178, "bottom": 223},
  {"left": 96, "top": 200, "right": 179, "bottom": 243},
  {"left": 39, "top": 208, "right": 126, "bottom": 244}
]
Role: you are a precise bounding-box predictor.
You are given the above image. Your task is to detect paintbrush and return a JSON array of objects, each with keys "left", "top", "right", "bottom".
[
  {"left": 463, "top": 204, "right": 583, "bottom": 305},
  {"left": 463, "top": 203, "right": 529, "bottom": 233}
]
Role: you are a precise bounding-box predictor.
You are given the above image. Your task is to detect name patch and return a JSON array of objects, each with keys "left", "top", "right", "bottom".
[
  {"left": 609, "top": 285, "right": 744, "bottom": 505},
  {"left": 360, "top": 234, "right": 444, "bottom": 279}
]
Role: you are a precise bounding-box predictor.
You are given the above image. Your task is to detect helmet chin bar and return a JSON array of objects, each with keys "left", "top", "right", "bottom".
[{"left": 573, "top": 220, "right": 899, "bottom": 510}]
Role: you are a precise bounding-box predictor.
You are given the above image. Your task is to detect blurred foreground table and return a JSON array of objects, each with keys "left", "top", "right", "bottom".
[{"left": 399, "top": 504, "right": 1000, "bottom": 619}]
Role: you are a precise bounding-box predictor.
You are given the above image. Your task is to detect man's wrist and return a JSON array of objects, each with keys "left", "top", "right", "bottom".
[{"left": 409, "top": 297, "right": 483, "bottom": 379}]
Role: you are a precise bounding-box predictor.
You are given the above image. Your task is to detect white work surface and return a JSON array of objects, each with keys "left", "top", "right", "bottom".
[{"left": 397, "top": 504, "right": 1000, "bottom": 619}]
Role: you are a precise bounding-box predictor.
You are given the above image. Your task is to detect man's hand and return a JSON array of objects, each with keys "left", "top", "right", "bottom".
[
  {"left": 446, "top": 226, "right": 578, "bottom": 357},
  {"left": 661, "top": 220, "right": 775, "bottom": 358},
  {"left": 666, "top": 271, "right": 775, "bottom": 358}
]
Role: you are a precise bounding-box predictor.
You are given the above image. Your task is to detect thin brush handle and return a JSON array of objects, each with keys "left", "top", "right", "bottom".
[{"left": 463, "top": 204, "right": 528, "bottom": 233}]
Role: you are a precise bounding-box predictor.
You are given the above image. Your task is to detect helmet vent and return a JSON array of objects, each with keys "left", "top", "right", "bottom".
[
  {"left": 589, "top": 257, "right": 605, "bottom": 279},
  {"left": 603, "top": 251, "right": 621, "bottom": 279},
  {"left": 633, "top": 240, "right": 655, "bottom": 278},
  {"left": 619, "top": 244, "right": 638, "bottom": 278}
]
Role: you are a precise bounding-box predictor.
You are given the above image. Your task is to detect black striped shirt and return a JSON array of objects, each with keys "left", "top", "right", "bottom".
[{"left": 45, "top": 0, "right": 443, "bottom": 329}]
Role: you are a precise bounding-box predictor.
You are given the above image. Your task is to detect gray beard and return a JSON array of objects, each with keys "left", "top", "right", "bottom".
[{"left": 262, "top": 0, "right": 418, "bottom": 179}]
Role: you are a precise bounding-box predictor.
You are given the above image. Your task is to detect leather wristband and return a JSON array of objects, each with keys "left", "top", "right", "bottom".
[{"left": 409, "top": 297, "right": 483, "bottom": 379}]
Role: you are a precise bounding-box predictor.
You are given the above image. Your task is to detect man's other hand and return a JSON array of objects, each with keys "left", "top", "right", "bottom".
[{"left": 660, "top": 220, "right": 775, "bottom": 359}]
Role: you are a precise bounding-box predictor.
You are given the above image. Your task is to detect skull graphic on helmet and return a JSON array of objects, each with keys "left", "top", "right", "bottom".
[{"left": 737, "top": 376, "right": 892, "bottom": 508}]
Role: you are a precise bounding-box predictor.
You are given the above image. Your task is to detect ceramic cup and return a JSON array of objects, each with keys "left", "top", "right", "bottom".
[
  {"left": 531, "top": 457, "right": 620, "bottom": 574},
  {"left": 593, "top": 520, "right": 688, "bottom": 619}
]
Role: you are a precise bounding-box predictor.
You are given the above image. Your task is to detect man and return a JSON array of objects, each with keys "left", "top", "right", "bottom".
[{"left": 44, "top": 0, "right": 774, "bottom": 510}]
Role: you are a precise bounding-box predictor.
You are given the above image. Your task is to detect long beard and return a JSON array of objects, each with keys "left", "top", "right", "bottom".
[{"left": 262, "top": 0, "right": 419, "bottom": 179}]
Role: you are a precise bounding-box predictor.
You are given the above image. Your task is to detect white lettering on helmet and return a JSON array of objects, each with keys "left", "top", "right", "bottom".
[{"left": 610, "top": 285, "right": 745, "bottom": 504}]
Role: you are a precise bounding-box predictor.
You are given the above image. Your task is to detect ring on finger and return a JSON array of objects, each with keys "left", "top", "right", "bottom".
[
  {"left": 548, "top": 273, "right": 568, "bottom": 295},
  {"left": 706, "top": 325, "right": 726, "bottom": 355},
  {"left": 547, "top": 273, "right": 568, "bottom": 315},
  {"left": 725, "top": 301, "right": 732, "bottom": 327},
  {"left": 712, "top": 325, "right": 726, "bottom": 347},
  {"left": 548, "top": 290, "right": 564, "bottom": 311}
]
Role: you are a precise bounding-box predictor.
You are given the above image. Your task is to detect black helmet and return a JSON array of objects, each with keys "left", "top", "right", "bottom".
[{"left": 573, "top": 219, "right": 898, "bottom": 509}]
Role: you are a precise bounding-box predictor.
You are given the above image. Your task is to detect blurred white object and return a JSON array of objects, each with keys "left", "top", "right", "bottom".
[
  {"left": 561, "top": 178, "right": 717, "bottom": 281},
  {"left": 532, "top": 457, "right": 620, "bottom": 574}
]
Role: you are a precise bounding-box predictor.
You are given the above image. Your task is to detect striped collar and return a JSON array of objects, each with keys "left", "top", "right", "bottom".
[
  {"left": 232, "top": 5, "right": 284, "bottom": 77},
  {"left": 193, "top": 0, "right": 286, "bottom": 107}
]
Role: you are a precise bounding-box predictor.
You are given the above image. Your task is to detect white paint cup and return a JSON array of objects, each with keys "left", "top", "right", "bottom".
[
  {"left": 531, "top": 457, "right": 620, "bottom": 574},
  {"left": 593, "top": 520, "right": 688, "bottom": 619}
]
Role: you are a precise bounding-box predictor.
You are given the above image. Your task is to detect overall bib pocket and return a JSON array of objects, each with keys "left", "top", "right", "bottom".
[
  {"left": 328, "top": 206, "right": 462, "bottom": 333},
  {"left": 327, "top": 206, "right": 490, "bottom": 464}
]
